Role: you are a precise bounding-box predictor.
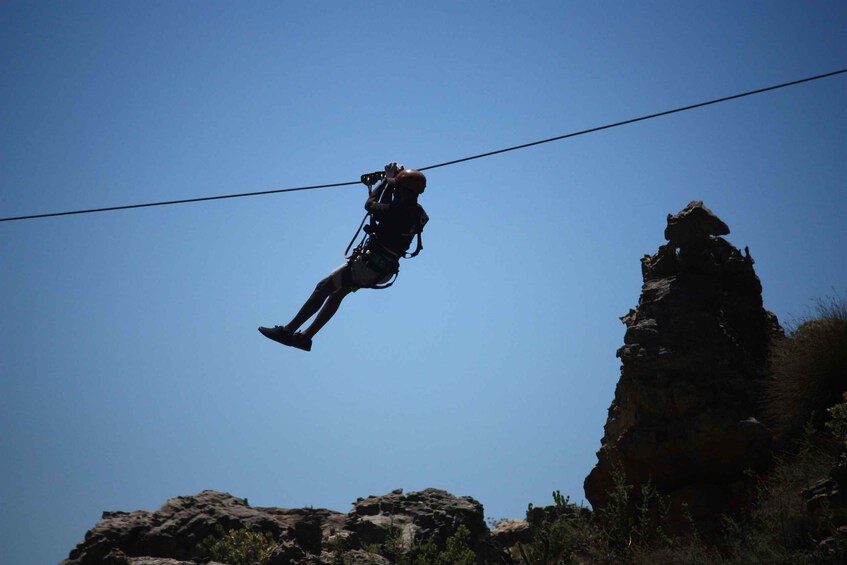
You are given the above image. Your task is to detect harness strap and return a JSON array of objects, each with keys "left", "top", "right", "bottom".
[
  {"left": 359, "top": 243, "right": 400, "bottom": 290},
  {"left": 405, "top": 232, "right": 424, "bottom": 258},
  {"left": 371, "top": 275, "right": 397, "bottom": 289},
  {"left": 344, "top": 212, "right": 370, "bottom": 258}
]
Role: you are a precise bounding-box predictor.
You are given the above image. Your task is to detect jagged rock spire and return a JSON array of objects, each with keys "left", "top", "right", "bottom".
[{"left": 584, "top": 201, "right": 782, "bottom": 536}]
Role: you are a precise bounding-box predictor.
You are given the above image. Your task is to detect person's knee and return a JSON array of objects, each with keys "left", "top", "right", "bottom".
[
  {"left": 313, "top": 276, "right": 336, "bottom": 296},
  {"left": 332, "top": 287, "right": 353, "bottom": 301}
]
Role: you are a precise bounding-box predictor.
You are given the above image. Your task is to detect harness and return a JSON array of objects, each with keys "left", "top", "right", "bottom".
[{"left": 343, "top": 171, "right": 426, "bottom": 289}]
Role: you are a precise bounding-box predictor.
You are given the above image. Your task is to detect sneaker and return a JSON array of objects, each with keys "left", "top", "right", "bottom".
[
  {"left": 291, "top": 332, "right": 312, "bottom": 352},
  {"left": 258, "top": 326, "right": 312, "bottom": 352},
  {"left": 258, "top": 325, "right": 294, "bottom": 346}
]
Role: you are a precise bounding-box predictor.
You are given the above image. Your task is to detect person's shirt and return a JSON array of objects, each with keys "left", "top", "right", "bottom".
[{"left": 365, "top": 190, "right": 428, "bottom": 256}]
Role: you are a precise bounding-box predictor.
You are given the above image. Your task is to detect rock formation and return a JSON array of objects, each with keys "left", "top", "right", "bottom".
[
  {"left": 345, "top": 488, "right": 489, "bottom": 552},
  {"left": 61, "top": 488, "right": 498, "bottom": 565},
  {"left": 584, "top": 201, "right": 782, "bottom": 534}
]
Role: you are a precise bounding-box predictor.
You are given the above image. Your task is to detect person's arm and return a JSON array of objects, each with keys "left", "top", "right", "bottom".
[
  {"left": 365, "top": 162, "right": 402, "bottom": 216},
  {"left": 365, "top": 179, "right": 394, "bottom": 217}
]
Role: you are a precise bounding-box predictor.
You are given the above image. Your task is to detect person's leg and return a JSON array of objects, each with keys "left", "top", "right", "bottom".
[
  {"left": 301, "top": 287, "right": 353, "bottom": 339},
  {"left": 284, "top": 276, "right": 336, "bottom": 333}
]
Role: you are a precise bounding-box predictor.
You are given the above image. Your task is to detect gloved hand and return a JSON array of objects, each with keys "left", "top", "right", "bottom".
[{"left": 384, "top": 161, "right": 404, "bottom": 179}]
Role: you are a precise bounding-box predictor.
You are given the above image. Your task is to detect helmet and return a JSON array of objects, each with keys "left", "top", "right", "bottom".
[{"left": 394, "top": 169, "right": 426, "bottom": 194}]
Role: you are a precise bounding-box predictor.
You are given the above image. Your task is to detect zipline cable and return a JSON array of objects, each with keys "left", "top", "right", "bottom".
[
  {"left": 2, "top": 67, "right": 845, "bottom": 223},
  {"left": 0, "top": 181, "right": 361, "bottom": 222},
  {"left": 417, "top": 68, "right": 847, "bottom": 172}
]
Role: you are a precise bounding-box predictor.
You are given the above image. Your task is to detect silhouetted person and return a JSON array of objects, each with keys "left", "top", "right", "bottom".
[{"left": 259, "top": 163, "right": 428, "bottom": 351}]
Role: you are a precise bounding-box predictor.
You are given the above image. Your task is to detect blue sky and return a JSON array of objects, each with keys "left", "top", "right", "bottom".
[{"left": 1, "top": 1, "right": 845, "bottom": 563}]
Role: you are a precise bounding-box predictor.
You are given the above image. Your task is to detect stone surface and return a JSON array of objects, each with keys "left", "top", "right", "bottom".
[
  {"left": 128, "top": 559, "right": 218, "bottom": 565},
  {"left": 60, "top": 490, "right": 344, "bottom": 565},
  {"left": 345, "top": 488, "right": 488, "bottom": 552},
  {"left": 322, "top": 549, "right": 391, "bottom": 565},
  {"left": 584, "top": 201, "right": 782, "bottom": 535},
  {"left": 99, "top": 548, "right": 224, "bottom": 565},
  {"left": 491, "top": 519, "right": 532, "bottom": 548},
  {"left": 62, "top": 488, "right": 495, "bottom": 564},
  {"left": 805, "top": 462, "right": 847, "bottom": 539},
  {"left": 663, "top": 200, "right": 729, "bottom": 249}
]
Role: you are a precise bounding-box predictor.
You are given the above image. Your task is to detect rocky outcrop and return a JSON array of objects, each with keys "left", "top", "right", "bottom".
[
  {"left": 490, "top": 519, "right": 532, "bottom": 548},
  {"left": 584, "top": 201, "right": 782, "bottom": 535},
  {"left": 60, "top": 490, "right": 342, "bottom": 565},
  {"left": 345, "top": 488, "right": 488, "bottom": 552},
  {"left": 62, "top": 488, "right": 496, "bottom": 565}
]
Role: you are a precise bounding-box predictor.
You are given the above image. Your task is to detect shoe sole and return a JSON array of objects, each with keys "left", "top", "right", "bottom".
[{"left": 258, "top": 327, "right": 311, "bottom": 352}]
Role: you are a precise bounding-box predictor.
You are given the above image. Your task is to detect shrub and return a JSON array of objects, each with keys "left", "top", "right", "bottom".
[
  {"left": 436, "top": 524, "right": 476, "bottom": 565},
  {"left": 327, "top": 534, "right": 347, "bottom": 565},
  {"left": 718, "top": 415, "right": 840, "bottom": 564},
  {"left": 723, "top": 463, "right": 822, "bottom": 561},
  {"left": 826, "top": 392, "right": 847, "bottom": 461},
  {"left": 368, "top": 522, "right": 475, "bottom": 565},
  {"left": 518, "top": 491, "right": 594, "bottom": 564},
  {"left": 196, "top": 524, "right": 276, "bottom": 565},
  {"left": 766, "top": 294, "right": 847, "bottom": 442},
  {"left": 410, "top": 537, "right": 439, "bottom": 565}
]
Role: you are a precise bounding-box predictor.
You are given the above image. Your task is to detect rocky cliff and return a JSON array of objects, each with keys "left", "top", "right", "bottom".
[{"left": 584, "top": 201, "right": 782, "bottom": 534}]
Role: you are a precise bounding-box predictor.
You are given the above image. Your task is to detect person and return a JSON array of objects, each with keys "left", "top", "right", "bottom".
[{"left": 259, "top": 162, "right": 429, "bottom": 351}]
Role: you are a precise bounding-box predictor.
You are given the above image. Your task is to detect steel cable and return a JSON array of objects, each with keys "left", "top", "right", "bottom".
[{"left": 2, "top": 68, "right": 845, "bottom": 223}]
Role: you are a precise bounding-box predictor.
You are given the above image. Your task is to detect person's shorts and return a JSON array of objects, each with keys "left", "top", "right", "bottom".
[{"left": 330, "top": 255, "right": 393, "bottom": 291}]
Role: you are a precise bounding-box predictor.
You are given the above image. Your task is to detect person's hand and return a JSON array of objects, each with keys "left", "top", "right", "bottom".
[{"left": 384, "top": 162, "right": 404, "bottom": 179}]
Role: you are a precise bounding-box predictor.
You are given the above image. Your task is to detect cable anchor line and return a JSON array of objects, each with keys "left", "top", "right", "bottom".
[{"left": 1, "top": 67, "right": 845, "bottom": 223}]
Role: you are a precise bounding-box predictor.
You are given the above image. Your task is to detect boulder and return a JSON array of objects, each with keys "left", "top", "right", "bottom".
[
  {"left": 60, "top": 490, "right": 343, "bottom": 565},
  {"left": 322, "top": 549, "right": 391, "bottom": 565},
  {"left": 805, "top": 462, "right": 847, "bottom": 536},
  {"left": 490, "top": 519, "right": 532, "bottom": 548},
  {"left": 345, "top": 488, "right": 488, "bottom": 552},
  {"left": 663, "top": 200, "right": 729, "bottom": 250},
  {"left": 585, "top": 201, "right": 782, "bottom": 536},
  {"left": 99, "top": 548, "right": 213, "bottom": 565}
]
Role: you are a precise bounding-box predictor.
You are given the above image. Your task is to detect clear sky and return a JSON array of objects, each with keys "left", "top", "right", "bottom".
[{"left": 1, "top": 1, "right": 845, "bottom": 563}]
